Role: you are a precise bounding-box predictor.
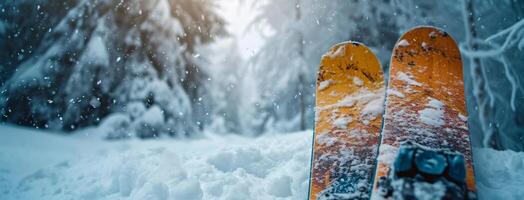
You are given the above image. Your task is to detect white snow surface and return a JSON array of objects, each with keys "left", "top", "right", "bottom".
[
  {"left": 474, "top": 148, "right": 524, "bottom": 200},
  {"left": 0, "top": 125, "right": 312, "bottom": 200},
  {"left": 0, "top": 125, "right": 523, "bottom": 200}
]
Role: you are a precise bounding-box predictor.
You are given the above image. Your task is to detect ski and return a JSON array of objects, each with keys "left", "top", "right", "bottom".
[
  {"left": 309, "top": 42, "right": 385, "bottom": 200},
  {"left": 371, "top": 27, "right": 477, "bottom": 199}
]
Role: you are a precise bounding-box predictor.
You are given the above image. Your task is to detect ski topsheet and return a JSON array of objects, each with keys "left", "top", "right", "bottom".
[
  {"left": 371, "top": 27, "right": 476, "bottom": 199},
  {"left": 309, "top": 42, "right": 385, "bottom": 200}
]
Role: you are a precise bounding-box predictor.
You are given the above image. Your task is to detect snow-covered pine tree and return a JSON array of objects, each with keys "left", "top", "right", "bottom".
[
  {"left": 204, "top": 39, "right": 245, "bottom": 134},
  {"left": 0, "top": 0, "right": 225, "bottom": 138}
]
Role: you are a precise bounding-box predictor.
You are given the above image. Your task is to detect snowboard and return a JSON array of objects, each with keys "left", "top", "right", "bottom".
[
  {"left": 371, "top": 27, "right": 477, "bottom": 199},
  {"left": 309, "top": 42, "right": 385, "bottom": 200}
]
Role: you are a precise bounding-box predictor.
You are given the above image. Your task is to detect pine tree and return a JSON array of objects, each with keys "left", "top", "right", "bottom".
[{"left": 0, "top": 0, "right": 225, "bottom": 138}]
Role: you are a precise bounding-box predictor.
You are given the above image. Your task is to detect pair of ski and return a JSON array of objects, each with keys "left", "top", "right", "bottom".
[{"left": 309, "top": 27, "right": 476, "bottom": 200}]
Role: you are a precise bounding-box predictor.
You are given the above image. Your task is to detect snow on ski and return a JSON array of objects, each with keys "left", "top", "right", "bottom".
[
  {"left": 371, "top": 27, "right": 477, "bottom": 200},
  {"left": 309, "top": 42, "right": 385, "bottom": 200}
]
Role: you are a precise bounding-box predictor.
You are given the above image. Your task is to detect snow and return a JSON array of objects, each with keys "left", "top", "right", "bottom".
[
  {"left": 397, "top": 39, "right": 410, "bottom": 47},
  {"left": 459, "top": 114, "right": 468, "bottom": 122},
  {"left": 138, "top": 106, "right": 165, "bottom": 126},
  {"left": 353, "top": 77, "right": 364, "bottom": 86},
  {"left": 0, "top": 125, "right": 312, "bottom": 200},
  {"left": 396, "top": 72, "right": 422, "bottom": 86},
  {"left": 376, "top": 144, "right": 398, "bottom": 166},
  {"left": 427, "top": 98, "right": 444, "bottom": 108},
  {"left": 315, "top": 132, "right": 336, "bottom": 147},
  {"left": 421, "top": 42, "right": 430, "bottom": 51},
  {"left": 333, "top": 116, "right": 353, "bottom": 129},
  {"left": 418, "top": 98, "right": 445, "bottom": 127},
  {"left": 474, "top": 148, "right": 524, "bottom": 199},
  {"left": 325, "top": 45, "right": 346, "bottom": 58},
  {"left": 318, "top": 80, "right": 332, "bottom": 91},
  {"left": 319, "top": 88, "right": 384, "bottom": 126},
  {"left": 330, "top": 88, "right": 384, "bottom": 109},
  {"left": 82, "top": 35, "right": 109, "bottom": 66},
  {"left": 412, "top": 181, "right": 446, "bottom": 200},
  {"left": 98, "top": 113, "right": 133, "bottom": 139},
  {"left": 429, "top": 31, "right": 438, "bottom": 38},
  {"left": 387, "top": 88, "right": 405, "bottom": 98},
  {"left": 361, "top": 97, "right": 385, "bottom": 120}
]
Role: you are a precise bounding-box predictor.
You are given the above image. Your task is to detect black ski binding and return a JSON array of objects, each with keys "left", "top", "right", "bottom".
[{"left": 376, "top": 142, "right": 476, "bottom": 200}]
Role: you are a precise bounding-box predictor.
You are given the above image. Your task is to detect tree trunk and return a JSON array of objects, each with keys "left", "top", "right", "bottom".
[
  {"left": 462, "top": 0, "right": 499, "bottom": 149},
  {"left": 295, "top": 0, "right": 306, "bottom": 130}
]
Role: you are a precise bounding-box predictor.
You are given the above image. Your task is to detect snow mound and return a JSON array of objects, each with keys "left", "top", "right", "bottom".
[
  {"left": 474, "top": 148, "right": 524, "bottom": 200},
  {"left": 0, "top": 125, "right": 312, "bottom": 200}
]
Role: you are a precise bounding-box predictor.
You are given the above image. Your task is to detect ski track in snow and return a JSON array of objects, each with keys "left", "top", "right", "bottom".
[{"left": 0, "top": 125, "right": 523, "bottom": 200}]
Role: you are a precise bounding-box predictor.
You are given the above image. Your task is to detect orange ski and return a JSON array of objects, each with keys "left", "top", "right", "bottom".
[
  {"left": 371, "top": 27, "right": 476, "bottom": 199},
  {"left": 309, "top": 42, "right": 385, "bottom": 199}
]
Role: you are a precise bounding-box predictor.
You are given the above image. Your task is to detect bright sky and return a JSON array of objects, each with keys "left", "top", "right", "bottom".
[{"left": 215, "top": 0, "right": 267, "bottom": 59}]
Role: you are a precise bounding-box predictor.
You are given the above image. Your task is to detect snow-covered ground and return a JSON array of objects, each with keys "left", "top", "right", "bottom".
[
  {"left": 0, "top": 125, "right": 523, "bottom": 200},
  {"left": 474, "top": 148, "right": 524, "bottom": 200},
  {"left": 0, "top": 125, "right": 311, "bottom": 200}
]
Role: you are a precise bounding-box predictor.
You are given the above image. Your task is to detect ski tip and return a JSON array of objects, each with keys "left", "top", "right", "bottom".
[
  {"left": 393, "top": 26, "right": 459, "bottom": 51},
  {"left": 323, "top": 41, "right": 371, "bottom": 58},
  {"left": 337, "top": 40, "right": 364, "bottom": 47},
  {"left": 317, "top": 41, "right": 383, "bottom": 91},
  {"left": 320, "top": 40, "right": 379, "bottom": 67},
  {"left": 389, "top": 26, "right": 462, "bottom": 72}
]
